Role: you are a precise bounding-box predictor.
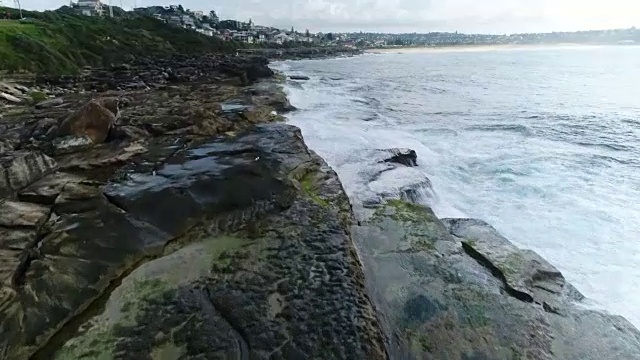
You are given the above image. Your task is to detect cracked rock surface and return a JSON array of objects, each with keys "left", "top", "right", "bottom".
[{"left": 352, "top": 200, "right": 640, "bottom": 360}]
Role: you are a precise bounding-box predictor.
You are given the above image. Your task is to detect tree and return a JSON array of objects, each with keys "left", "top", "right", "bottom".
[
  {"left": 305, "top": 29, "right": 310, "bottom": 38},
  {"left": 177, "top": 5, "right": 184, "bottom": 13},
  {"left": 324, "top": 32, "right": 334, "bottom": 41}
]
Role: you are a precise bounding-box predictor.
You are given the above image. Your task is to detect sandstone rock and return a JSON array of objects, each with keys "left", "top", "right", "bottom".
[
  {"left": 19, "top": 172, "right": 87, "bottom": 205},
  {"left": 352, "top": 200, "right": 640, "bottom": 360},
  {"left": 55, "top": 142, "right": 147, "bottom": 170},
  {"left": 0, "top": 82, "right": 25, "bottom": 97},
  {"left": 34, "top": 124, "right": 386, "bottom": 360},
  {"left": 0, "top": 151, "right": 57, "bottom": 198},
  {"left": 443, "top": 218, "right": 580, "bottom": 306},
  {"left": 0, "top": 92, "right": 21, "bottom": 103},
  {"left": 0, "top": 200, "right": 50, "bottom": 228},
  {"left": 35, "top": 98, "right": 64, "bottom": 109},
  {"left": 57, "top": 99, "right": 119, "bottom": 143}
]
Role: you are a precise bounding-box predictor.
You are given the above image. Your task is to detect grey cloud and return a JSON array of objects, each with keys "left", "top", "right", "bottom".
[{"left": 20, "top": 0, "right": 640, "bottom": 33}]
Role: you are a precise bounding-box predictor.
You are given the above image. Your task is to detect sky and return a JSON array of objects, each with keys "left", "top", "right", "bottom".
[{"left": 17, "top": 0, "right": 640, "bottom": 34}]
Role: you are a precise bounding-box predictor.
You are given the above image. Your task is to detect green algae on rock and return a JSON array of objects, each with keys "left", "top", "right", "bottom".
[{"left": 352, "top": 199, "right": 640, "bottom": 360}]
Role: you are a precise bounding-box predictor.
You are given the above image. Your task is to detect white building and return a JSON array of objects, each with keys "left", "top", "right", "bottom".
[
  {"left": 73, "top": 0, "right": 105, "bottom": 16},
  {"left": 273, "top": 33, "right": 292, "bottom": 44}
]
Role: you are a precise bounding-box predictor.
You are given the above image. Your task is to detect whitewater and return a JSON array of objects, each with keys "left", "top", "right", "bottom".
[{"left": 273, "top": 45, "right": 640, "bottom": 328}]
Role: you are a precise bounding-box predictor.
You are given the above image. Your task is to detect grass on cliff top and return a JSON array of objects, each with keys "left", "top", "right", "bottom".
[{"left": 0, "top": 7, "right": 244, "bottom": 74}]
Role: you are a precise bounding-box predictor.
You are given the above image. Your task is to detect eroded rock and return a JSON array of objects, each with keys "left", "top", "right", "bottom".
[
  {"left": 442, "top": 218, "right": 580, "bottom": 306},
  {"left": 35, "top": 124, "right": 386, "bottom": 360},
  {"left": 0, "top": 151, "right": 58, "bottom": 198},
  {"left": 352, "top": 200, "right": 640, "bottom": 360},
  {"left": 0, "top": 200, "right": 50, "bottom": 228}
]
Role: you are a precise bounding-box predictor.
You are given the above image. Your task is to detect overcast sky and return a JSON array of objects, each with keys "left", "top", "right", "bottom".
[{"left": 21, "top": 0, "right": 640, "bottom": 34}]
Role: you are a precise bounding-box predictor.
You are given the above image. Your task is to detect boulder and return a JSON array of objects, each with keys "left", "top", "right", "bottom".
[
  {"left": 57, "top": 98, "right": 119, "bottom": 143},
  {"left": 380, "top": 148, "right": 418, "bottom": 167},
  {"left": 0, "top": 151, "right": 58, "bottom": 198},
  {"left": 352, "top": 200, "right": 640, "bottom": 360}
]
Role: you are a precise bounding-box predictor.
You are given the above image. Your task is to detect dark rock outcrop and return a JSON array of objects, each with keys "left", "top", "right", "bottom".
[
  {"left": 352, "top": 200, "right": 640, "bottom": 360},
  {"left": 289, "top": 75, "right": 311, "bottom": 81},
  {"left": 0, "top": 124, "right": 387, "bottom": 360},
  {"left": 381, "top": 148, "right": 418, "bottom": 167},
  {"left": 35, "top": 98, "right": 64, "bottom": 109}
]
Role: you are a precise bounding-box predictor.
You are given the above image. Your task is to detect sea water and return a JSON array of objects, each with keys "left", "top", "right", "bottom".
[{"left": 273, "top": 45, "right": 640, "bottom": 328}]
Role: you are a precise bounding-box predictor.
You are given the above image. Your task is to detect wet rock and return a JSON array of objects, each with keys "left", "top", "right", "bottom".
[
  {"left": 30, "top": 118, "right": 59, "bottom": 140},
  {"left": 380, "top": 148, "right": 418, "bottom": 167},
  {"left": 0, "top": 193, "right": 171, "bottom": 360},
  {"left": 289, "top": 75, "right": 311, "bottom": 81},
  {"left": 0, "top": 151, "right": 57, "bottom": 198},
  {"left": 400, "top": 179, "right": 434, "bottom": 203},
  {"left": 19, "top": 172, "right": 87, "bottom": 205},
  {"left": 35, "top": 98, "right": 64, "bottom": 109},
  {"left": 442, "top": 218, "right": 578, "bottom": 305},
  {"left": 41, "top": 124, "right": 386, "bottom": 360},
  {"left": 251, "top": 83, "right": 297, "bottom": 113},
  {"left": 108, "top": 125, "right": 150, "bottom": 141},
  {"left": 352, "top": 200, "right": 640, "bottom": 360},
  {"left": 57, "top": 98, "right": 119, "bottom": 143}
]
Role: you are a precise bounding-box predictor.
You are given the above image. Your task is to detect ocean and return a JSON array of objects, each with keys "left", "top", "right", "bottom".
[{"left": 272, "top": 45, "right": 640, "bottom": 328}]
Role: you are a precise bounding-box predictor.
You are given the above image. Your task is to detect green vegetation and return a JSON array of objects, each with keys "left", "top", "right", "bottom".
[
  {"left": 300, "top": 172, "right": 329, "bottom": 207},
  {"left": 384, "top": 199, "right": 436, "bottom": 223},
  {"left": 0, "top": 7, "right": 243, "bottom": 74},
  {"left": 29, "top": 91, "right": 47, "bottom": 102}
]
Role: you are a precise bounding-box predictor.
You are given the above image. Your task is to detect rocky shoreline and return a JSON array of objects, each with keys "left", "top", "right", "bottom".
[{"left": 1, "top": 54, "right": 639, "bottom": 359}]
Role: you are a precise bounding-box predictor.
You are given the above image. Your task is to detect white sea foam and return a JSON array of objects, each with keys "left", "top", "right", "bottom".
[{"left": 273, "top": 46, "right": 640, "bottom": 328}]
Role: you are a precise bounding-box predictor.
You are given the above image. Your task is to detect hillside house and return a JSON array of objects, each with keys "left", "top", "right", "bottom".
[
  {"left": 182, "top": 15, "right": 195, "bottom": 28},
  {"left": 72, "top": 0, "right": 105, "bottom": 16}
]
